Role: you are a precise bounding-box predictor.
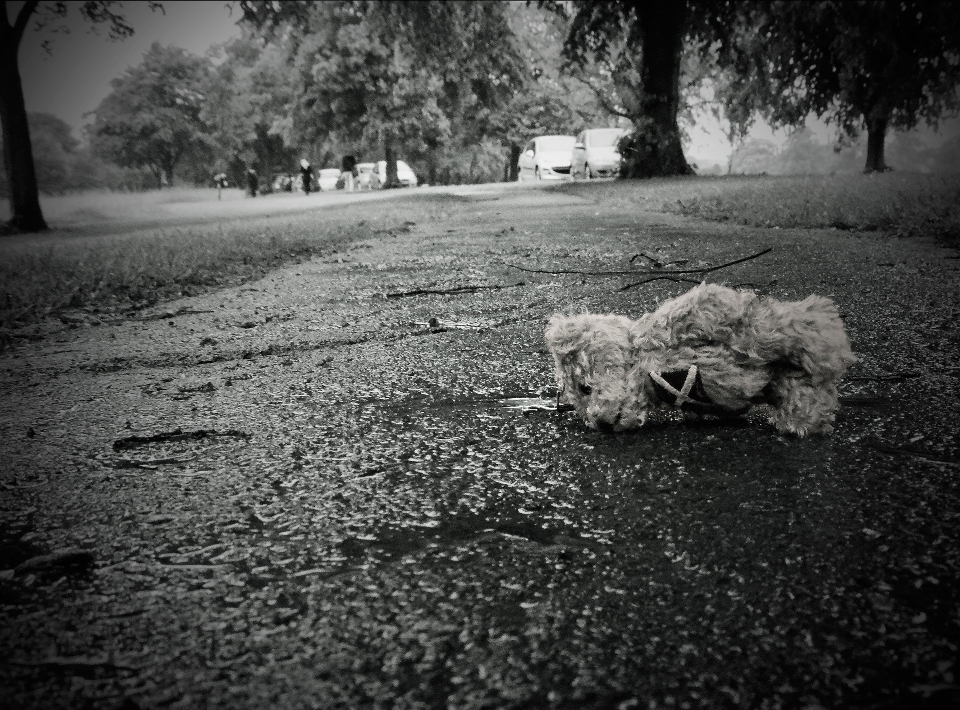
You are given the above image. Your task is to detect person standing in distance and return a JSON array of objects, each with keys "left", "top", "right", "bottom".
[{"left": 300, "top": 158, "right": 314, "bottom": 195}]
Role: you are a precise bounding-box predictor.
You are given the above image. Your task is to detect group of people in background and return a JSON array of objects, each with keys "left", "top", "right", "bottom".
[{"left": 223, "top": 155, "right": 361, "bottom": 197}]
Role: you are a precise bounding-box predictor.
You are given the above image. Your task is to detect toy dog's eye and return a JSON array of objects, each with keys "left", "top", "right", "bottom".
[{"left": 579, "top": 383, "right": 593, "bottom": 395}]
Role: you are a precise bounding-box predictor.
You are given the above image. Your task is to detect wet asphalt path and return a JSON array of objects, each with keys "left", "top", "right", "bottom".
[{"left": 1, "top": 183, "right": 959, "bottom": 709}]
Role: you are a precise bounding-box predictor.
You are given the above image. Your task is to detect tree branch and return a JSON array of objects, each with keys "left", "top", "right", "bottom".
[
  {"left": 12, "top": 0, "right": 42, "bottom": 47},
  {"left": 570, "top": 74, "right": 631, "bottom": 119}
]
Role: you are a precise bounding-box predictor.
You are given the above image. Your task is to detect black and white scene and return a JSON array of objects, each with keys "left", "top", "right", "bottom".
[{"left": 2, "top": 1, "right": 960, "bottom": 708}]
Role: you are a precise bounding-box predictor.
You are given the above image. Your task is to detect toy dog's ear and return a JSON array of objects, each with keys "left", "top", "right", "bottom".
[{"left": 545, "top": 314, "right": 590, "bottom": 357}]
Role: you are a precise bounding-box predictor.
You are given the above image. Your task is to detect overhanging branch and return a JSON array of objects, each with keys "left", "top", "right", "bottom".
[{"left": 12, "top": 0, "right": 42, "bottom": 47}]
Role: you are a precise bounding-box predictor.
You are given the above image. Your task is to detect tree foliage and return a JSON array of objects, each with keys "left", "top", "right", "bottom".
[
  {"left": 237, "top": 0, "right": 605, "bottom": 186},
  {"left": 715, "top": 0, "right": 960, "bottom": 173},
  {"left": 89, "top": 42, "right": 215, "bottom": 188},
  {"left": 500, "top": 4, "right": 612, "bottom": 137},
  {"left": 561, "top": 1, "right": 704, "bottom": 178},
  {"left": 0, "top": 112, "right": 153, "bottom": 195},
  {"left": 204, "top": 31, "right": 298, "bottom": 185},
  {"left": 240, "top": 1, "right": 532, "bottom": 186}
]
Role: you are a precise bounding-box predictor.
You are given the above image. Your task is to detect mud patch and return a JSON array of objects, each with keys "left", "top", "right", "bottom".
[{"left": 112, "top": 427, "right": 251, "bottom": 452}]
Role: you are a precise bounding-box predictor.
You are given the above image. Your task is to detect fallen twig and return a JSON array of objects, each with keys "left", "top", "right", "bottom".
[
  {"left": 5, "top": 655, "right": 141, "bottom": 673},
  {"left": 14, "top": 548, "right": 95, "bottom": 574},
  {"left": 848, "top": 371, "right": 921, "bottom": 382},
  {"left": 505, "top": 247, "right": 773, "bottom": 279},
  {"left": 619, "top": 276, "right": 704, "bottom": 291},
  {"left": 412, "top": 318, "right": 485, "bottom": 330},
  {"left": 160, "top": 542, "right": 229, "bottom": 560},
  {"left": 628, "top": 252, "right": 689, "bottom": 267},
  {"left": 869, "top": 439, "right": 959, "bottom": 467},
  {"left": 0, "top": 477, "right": 49, "bottom": 489},
  {"left": 136, "top": 307, "right": 215, "bottom": 322},
  {"left": 839, "top": 396, "right": 886, "bottom": 407},
  {"left": 111, "top": 455, "right": 198, "bottom": 469},
  {"left": 386, "top": 282, "right": 523, "bottom": 299}
]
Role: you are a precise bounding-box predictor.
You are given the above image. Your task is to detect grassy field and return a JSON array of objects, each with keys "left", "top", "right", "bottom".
[
  {"left": 565, "top": 171, "right": 960, "bottom": 237},
  {"left": 0, "top": 191, "right": 446, "bottom": 331},
  {"left": 0, "top": 187, "right": 248, "bottom": 226},
  {"left": 1, "top": 172, "right": 957, "bottom": 331}
]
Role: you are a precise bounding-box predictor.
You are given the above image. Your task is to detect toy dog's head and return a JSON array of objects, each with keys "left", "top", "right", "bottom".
[{"left": 544, "top": 313, "right": 651, "bottom": 432}]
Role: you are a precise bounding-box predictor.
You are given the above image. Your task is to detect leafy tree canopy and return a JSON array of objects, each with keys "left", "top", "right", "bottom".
[
  {"left": 235, "top": 0, "right": 620, "bottom": 185},
  {"left": 204, "top": 31, "right": 298, "bottom": 183},
  {"left": 561, "top": 1, "right": 711, "bottom": 178},
  {"left": 237, "top": 0, "right": 550, "bottom": 185},
  {"left": 715, "top": 0, "right": 960, "bottom": 173},
  {"left": 89, "top": 42, "right": 216, "bottom": 187}
]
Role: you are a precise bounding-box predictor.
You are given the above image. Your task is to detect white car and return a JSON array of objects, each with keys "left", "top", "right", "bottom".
[
  {"left": 572, "top": 128, "right": 628, "bottom": 179},
  {"left": 517, "top": 135, "right": 576, "bottom": 181},
  {"left": 356, "top": 162, "right": 376, "bottom": 190},
  {"left": 317, "top": 168, "right": 342, "bottom": 191},
  {"left": 373, "top": 160, "right": 418, "bottom": 188}
]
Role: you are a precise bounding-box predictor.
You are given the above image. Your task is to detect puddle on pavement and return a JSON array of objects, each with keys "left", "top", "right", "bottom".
[
  {"left": 500, "top": 396, "right": 562, "bottom": 413},
  {"left": 364, "top": 391, "right": 562, "bottom": 417}
]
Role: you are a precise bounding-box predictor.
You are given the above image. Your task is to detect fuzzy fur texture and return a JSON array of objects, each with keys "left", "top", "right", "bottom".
[{"left": 545, "top": 283, "right": 857, "bottom": 436}]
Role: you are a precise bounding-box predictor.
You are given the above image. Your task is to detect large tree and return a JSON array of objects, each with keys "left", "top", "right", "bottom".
[
  {"left": 563, "top": 1, "right": 698, "bottom": 178},
  {"left": 89, "top": 42, "right": 215, "bottom": 188},
  {"left": 0, "top": 0, "right": 160, "bottom": 234},
  {"left": 715, "top": 0, "right": 960, "bottom": 173}
]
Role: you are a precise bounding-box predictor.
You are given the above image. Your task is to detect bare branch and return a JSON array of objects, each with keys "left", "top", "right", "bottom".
[
  {"left": 619, "top": 276, "right": 704, "bottom": 291},
  {"left": 569, "top": 74, "right": 631, "bottom": 119},
  {"left": 386, "top": 283, "right": 523, "bottom": 299},
  {"left": 505, "top": 248, "right": 773, "bottom": 278}
]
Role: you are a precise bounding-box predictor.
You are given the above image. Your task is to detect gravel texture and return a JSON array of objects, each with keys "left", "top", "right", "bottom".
[{"left": 1, "top": 183, "right": 958, "bottom": 709}]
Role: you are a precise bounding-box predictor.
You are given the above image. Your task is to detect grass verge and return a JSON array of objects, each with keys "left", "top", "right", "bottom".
[
  {"left": 562, "top": 172, "right": 960, "bottom": 240},
  {"left": 4, "top": 174, "right": 957, "bottom": 333},
  {"left": 0, "top": 196, "right": 444, "bottom": 331}
]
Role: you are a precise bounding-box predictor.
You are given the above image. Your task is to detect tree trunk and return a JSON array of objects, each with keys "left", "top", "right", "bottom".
[
  {"left": 427, "top": 153, "right": 437, "bottom": 186},
  {"left": 0, "top": 40, "right": 48, "bottom": 233},
  {"left": 619, "top": 2, "right": 693, "bottom": 179},
  {"left": 863, "top": 113, "right": 890, "bottom": 173},
  {"left": 507, "top": 143, "right": 521, "bottom": 182},
  {"left": 385, "top": 142, "right": 399, "bottom": 188},
  {"left": 425, "top": 139, "right": 438, "bottom": 186},
  {"left": 161, "top": 152, "right": 177, "bottom": 189}
]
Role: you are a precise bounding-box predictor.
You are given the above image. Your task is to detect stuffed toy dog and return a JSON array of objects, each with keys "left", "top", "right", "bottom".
[{"left": 545, "top": 283, "right": 856, "bottom": 436}]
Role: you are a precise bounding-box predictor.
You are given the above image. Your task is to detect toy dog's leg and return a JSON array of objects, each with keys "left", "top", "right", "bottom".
[{"left": 766, "top": 375, "right": 841, "bottom": 436}]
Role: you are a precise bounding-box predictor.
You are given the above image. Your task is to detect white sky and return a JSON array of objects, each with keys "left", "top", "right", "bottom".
[
  {"left": 17, "top": 0, "right": 242, "bottom": 136},
  {"left": 686, "top": 111, "right": 960, "bottom": 166},
  {"left": 12, "top": 0, "right": 959, "bottom": 164}
]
